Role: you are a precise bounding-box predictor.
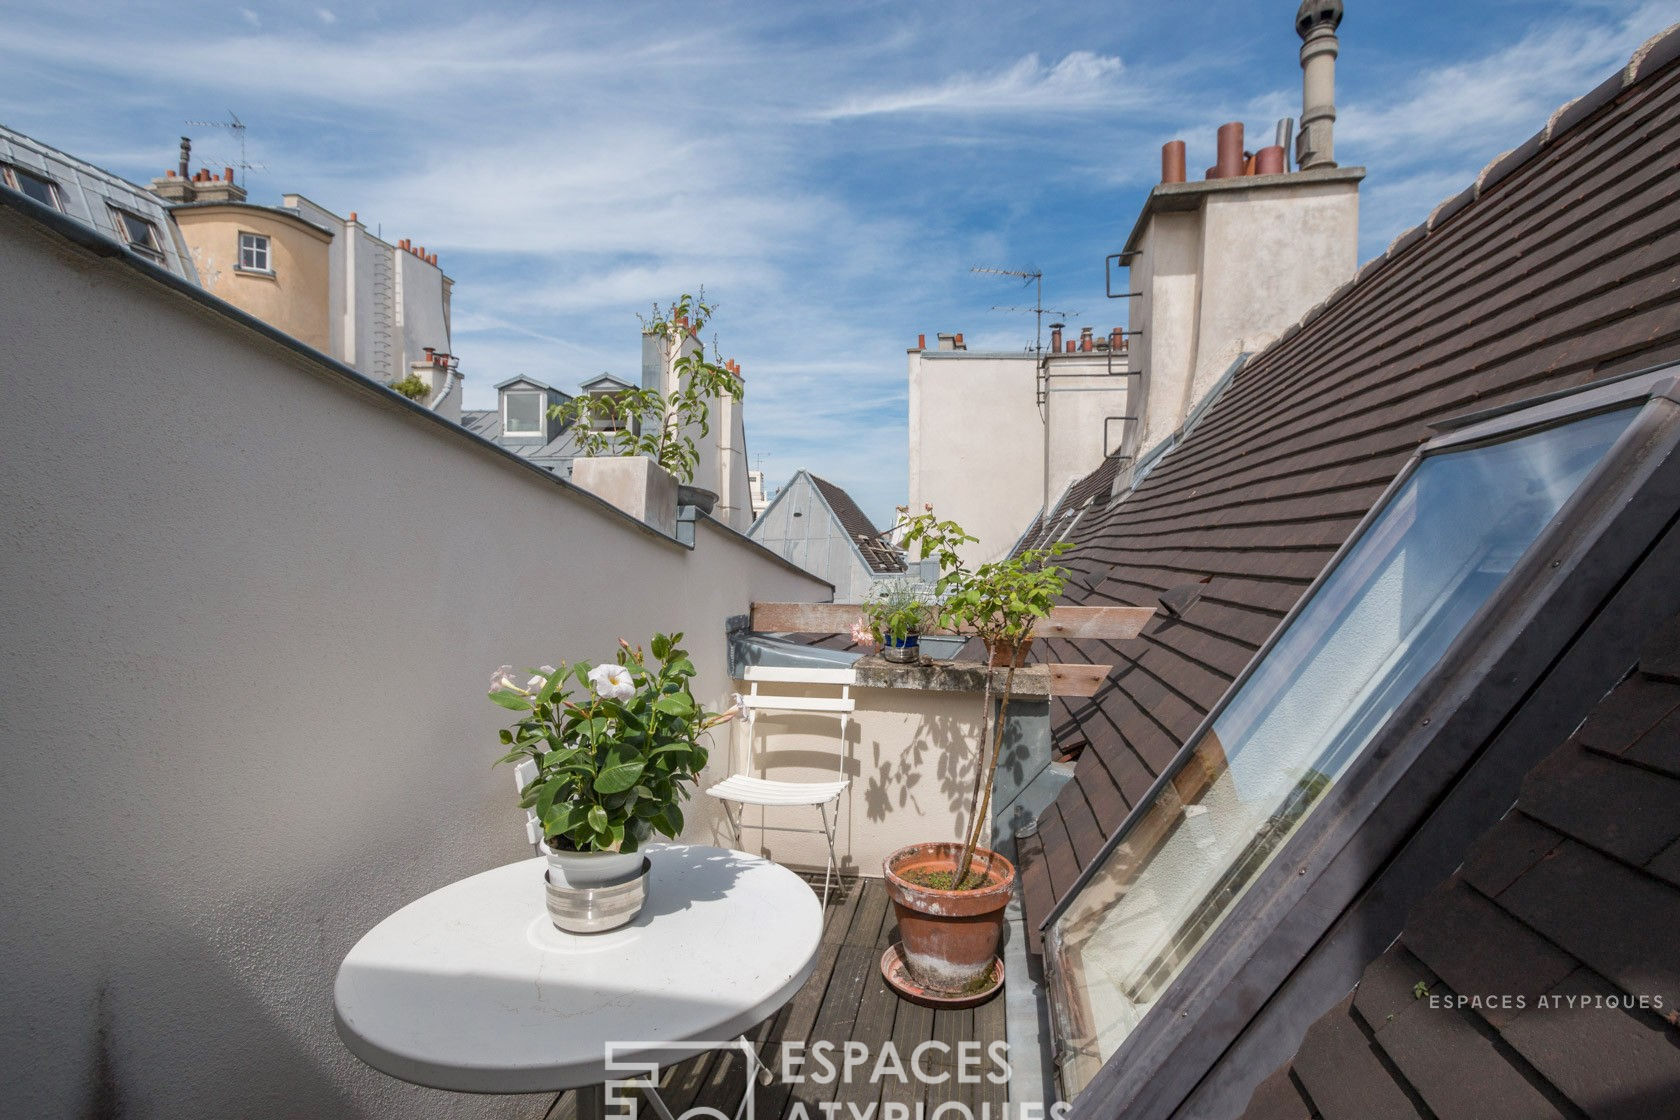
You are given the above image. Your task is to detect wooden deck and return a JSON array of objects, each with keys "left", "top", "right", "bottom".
[{"left": 546, "top": 877, "right": 1009, "bottom": 1120}]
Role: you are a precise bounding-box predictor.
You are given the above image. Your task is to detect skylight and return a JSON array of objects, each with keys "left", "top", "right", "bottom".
[{"left": 1044, "top": 400, "right": 1639, "bottom": 1098}]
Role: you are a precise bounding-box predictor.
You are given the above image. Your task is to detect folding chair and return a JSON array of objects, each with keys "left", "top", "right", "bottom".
[{"left": 705, "top": 665, "right": 856, "bottom": 910}]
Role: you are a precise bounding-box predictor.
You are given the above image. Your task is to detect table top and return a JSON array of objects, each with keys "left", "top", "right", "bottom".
[{"left": 334, "top": 844, "right": 823, "bottom": 1093}]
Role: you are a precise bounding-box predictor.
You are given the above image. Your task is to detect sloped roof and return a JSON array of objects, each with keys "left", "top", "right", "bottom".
[
  {"left": 1243, "top": 616, "right": 1680, "bottom": 1119},
  {"left": 1017, "top": 29, "right": 1680, "bottom": 949},
  {"left": 809, "top": 474, "right": 906, "bottom": 573}
]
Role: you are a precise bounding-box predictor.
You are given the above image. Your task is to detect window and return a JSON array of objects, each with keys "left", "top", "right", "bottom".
[
  {"left": 111, "top": 208, "right": 162, "bottom": 259},
  {"left": 502, "top": 390, "right": 545, "bottom": 436},
  {"left": 238, "top": 232, "right": 271, "bottom": 273},
  {"left": 5, "top": 165, "right": 61, "bottom": 210},
  {"left": 1045, "top": 402, "right": 1640, "bottom": 1098}
]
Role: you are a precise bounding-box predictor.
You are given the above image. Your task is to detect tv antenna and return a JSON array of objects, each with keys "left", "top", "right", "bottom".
[
  {"left": 185, "top": 111, "right": 265, "bottom": 186},
  {"left": 971, "top": 266, "right": 1050, "bottom": 354}
]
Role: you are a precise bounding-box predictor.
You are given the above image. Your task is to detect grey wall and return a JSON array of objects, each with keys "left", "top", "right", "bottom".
[{"left": 0, "top": 208, "right": 827, "bottom": 1119}]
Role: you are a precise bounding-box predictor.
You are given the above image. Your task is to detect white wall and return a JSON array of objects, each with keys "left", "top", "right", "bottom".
[
  {"left": 0, "top": 208, "right": 827, "bottom": 1119},
  {"left": 908, "top": 349, "right": 1127, "bottom": 566}
]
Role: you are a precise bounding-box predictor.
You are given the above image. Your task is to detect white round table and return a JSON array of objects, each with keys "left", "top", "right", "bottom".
[{"left": 334, "top": 844, "right": 823, "bottom": 1098}]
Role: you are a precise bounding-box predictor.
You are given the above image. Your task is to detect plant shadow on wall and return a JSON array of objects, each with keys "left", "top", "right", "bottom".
[{"left": 860, "top": 699, "right": 976, "bottom": 835}]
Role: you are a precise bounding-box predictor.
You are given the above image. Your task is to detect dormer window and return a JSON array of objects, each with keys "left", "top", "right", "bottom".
[
  {"left": 4, "top": 164, "right": 61, "bottom": 210},
  {"left": 502, "top": 390, "right": 545, "bottom": 437},
  {"left": 111, "top": 207, "right": 162, "bottom": 259},
  {"left": 238, "top": 232, "right": 271, "bottom": 274}
]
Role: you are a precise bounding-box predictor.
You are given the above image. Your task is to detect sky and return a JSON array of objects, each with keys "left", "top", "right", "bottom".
[{"left": 5, "top": 0, "right": 1679, "bottom": 526}]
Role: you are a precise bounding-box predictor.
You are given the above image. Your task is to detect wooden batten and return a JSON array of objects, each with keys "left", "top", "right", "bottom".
[{"left": 749, "top": 601, "right": 1154, "bottom": 641}]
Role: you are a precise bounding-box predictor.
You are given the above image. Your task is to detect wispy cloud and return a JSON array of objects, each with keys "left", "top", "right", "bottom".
[{"left": 817, "top": 51, "right": 1130, "bottom": 119}]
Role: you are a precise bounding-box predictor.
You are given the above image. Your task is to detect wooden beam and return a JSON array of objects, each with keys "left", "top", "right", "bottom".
[
  {"left": 749, "top": 602, "right": 1154, "bottom": 640},
  {"left": 1047, "top": 662, "right": 1111, "bottom": 697}
]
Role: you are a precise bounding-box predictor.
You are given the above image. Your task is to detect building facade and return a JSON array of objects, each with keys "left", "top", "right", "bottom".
[{"left": 748, "top": 471, "right": 906, "bottom": 601}]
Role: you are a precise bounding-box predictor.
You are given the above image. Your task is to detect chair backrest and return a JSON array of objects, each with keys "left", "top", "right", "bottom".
[
  {"left": 735, "top": 665, "right": 857, "bottom": 779},
  {"left": 514, "top": 758, "right": 543, "bottom": 852}
]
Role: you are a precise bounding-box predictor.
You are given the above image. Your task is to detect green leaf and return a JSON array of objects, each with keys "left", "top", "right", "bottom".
[
  {"left": 488, "top": 689, "right": 532, "bottom": 711},
  {"left": 653, "top": 692, "right": 694, "bottom": 717},
  {"left": 594, "top": 757, "right": 646, "bottom": 794},
  {"left": 587, "top": 804, "right": 608, "bottom": 834}
]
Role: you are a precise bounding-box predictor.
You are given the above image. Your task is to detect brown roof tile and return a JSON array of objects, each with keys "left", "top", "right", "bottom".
[{"left": 1022, "top": 43, "right": 1680, "bottom": 949}]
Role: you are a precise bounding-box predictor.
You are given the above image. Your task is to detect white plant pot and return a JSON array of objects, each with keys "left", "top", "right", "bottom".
[{"left": 545, "top": 844, "right": 645, "bottom": 889}]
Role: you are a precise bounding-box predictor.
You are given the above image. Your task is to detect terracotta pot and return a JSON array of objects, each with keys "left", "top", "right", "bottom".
[
  {"left": 986, "top": 636, "right": 1034, "bottom": 668},
  {"left": 883, "top": 842, "right": 1015, "bottom": 993}
]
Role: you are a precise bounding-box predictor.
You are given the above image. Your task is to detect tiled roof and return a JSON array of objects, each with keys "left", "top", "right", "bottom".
[
  {"left": 810, "top": 474, "right": 906, "bottom": 574},
  {"left": 1017, "top": 29, "right": 1680, "bottom": 951},
  {"left": 1242, "top": 618, "right": 1680, "bottom": 1119}
]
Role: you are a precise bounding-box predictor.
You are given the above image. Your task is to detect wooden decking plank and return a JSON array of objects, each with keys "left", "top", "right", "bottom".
[{"left": 832, "top": 890, "right": 903, "bottom": 1117}]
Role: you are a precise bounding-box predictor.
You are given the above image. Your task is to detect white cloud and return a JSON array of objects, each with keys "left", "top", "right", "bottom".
[
  {"left": 817, "top": 51, "right": 1131, "bottom": 119},
  {"left": 316, "top": 8, "right": 336, "bottom": 25}
]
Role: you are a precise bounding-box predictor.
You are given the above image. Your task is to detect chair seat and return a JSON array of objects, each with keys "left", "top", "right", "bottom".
[{"left": 706, "top": 774, "right": 849, "bottom": 807}]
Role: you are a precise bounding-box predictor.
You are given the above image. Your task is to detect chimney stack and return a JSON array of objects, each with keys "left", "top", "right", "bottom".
[
  {"left": 177, "top": 137, "right": 191, "bottom": 178},
  {"left": 1295, "top": 0, "right": 1343, "bottom": 170}
]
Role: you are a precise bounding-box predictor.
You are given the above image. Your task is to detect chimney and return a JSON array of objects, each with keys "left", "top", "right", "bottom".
[
  {"left": 1110, "top": 327, "right": 1126, "bottom": 351},
  {"left": 1295, "top": 0, "right": 1343, "bottom": 169},
  {"left": 1213, "top": 122, "right": 1244, "bottom": 179},
  {"left": 936, "top": 333, "right": 958, "bottom": 351},
  {"left": 177, "top": 137, "right": 191, "bottom": 178},
  {"left": 1049, "top": 323, "right": 1064, "bottom": 353},
  {"left": 1161, "top": 140, "right": 1187, "bottom": 184},
  {"left": 953, "top": 333, "right": 965, "bottom": 350},
  {"left": 1079, "top": 327, "right": 1094, "bottom": 352},
  {"left": 915, "top": 333, "right": 926, "bottom": 351}
]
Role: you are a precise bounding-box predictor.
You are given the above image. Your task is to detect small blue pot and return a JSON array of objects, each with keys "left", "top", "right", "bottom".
[{"left": 881, "top": 632, "right": 921, "bottom": 664}]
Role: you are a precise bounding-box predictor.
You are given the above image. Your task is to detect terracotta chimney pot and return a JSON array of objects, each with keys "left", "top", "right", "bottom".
[
  {"left": 1161, "top": 140, "right": 1187, "bottom": 184},
  {"left": 916, "top": 333, "right": 926, "bottom": 350},
  {"left": 1050, "top": 325, "right": 1063, "bottom": 352},
  {"left": 223, "top": 167, "right": 234, "bottom": 182},
  {"left": 1080, "top": 326, "right": 1094, "bottom": 352},
  {"left": 348, "top": 211, "right": 357, "bottom": 222},
  {"left": 1215, "top": 122, "right": 1245, "bottom": 179},
  {"left": 1255, "top": 145, "right": 1286, "bottom": 175},
  {"left": 165, "top": 169, "right": 176, "bottom": 178}
]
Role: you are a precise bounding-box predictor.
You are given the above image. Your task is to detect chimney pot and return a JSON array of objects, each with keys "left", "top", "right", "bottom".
[
  {"left": 1214, "top": 122, "right": 1245, "bottom": 179},
  {"left": 1065, "top": 340, "right": 1076, "bottom": 354},
  {"left": 954, "top": 333, "right": 965, "bottom": 350},
  {"left": 916, "top": 333, "right": 926, "bottom": 350},
  {"left": 1050, "top": 324, "right": 1063, "bottom": 352},
  {"left": 223, "top": 167, "right": 234, "bottom": 182},
  {"left": 1110, "top": 327, "right": 1125, "bottom": 351},
  {"left": 1080, "top": 326, "right": 1094, "bottom": 352},
  {"left": 348, "top": 211, "right": 358, "bottom": 222},
  {"left": 1161, "top": 140, "right": 1187, "bottom": 184},
  {"left": 1255, "top": 145, "right": 1286, "bottom": 175},
  {"left": 165, "top": 169, "right": 176, "bottom": 178}
]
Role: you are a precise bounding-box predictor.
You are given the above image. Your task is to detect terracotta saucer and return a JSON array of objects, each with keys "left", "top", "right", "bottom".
[{"left": 880, "top": 943, "right": 1004, "bottom": 1008}]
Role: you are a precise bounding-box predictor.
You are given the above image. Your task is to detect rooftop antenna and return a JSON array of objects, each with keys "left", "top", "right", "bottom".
[
  {"left": 971, "top": 266, "right": 1048, "bottom": 354},
  {"left": 185, "top": 111, "right": 265, "bottom": 186}
]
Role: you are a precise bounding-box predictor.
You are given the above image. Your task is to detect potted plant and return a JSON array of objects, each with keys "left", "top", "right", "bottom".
[
  {"left": 549, "top": 292, "right": 744, "bottom": 500},
  {"left": 488, "top": 632, "right": 735, "bottom": 911},
  {"left": 856, "top": 577, "right": 937, "bottom": 663},
  {"left": 881, "top": 507, "right": 1070, "bottom": 995}
]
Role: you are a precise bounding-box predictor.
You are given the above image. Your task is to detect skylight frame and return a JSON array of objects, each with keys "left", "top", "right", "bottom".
[{"left": 1043, "top": 362, "right": 1680, "bottom": 1119}]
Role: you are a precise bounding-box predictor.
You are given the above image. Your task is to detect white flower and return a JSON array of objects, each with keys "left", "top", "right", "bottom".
[
  {"left": 488, "top": 664, "right": 520, "bottom": 693},
  {"left": 588, "top": 663, "right": 636, "bottom": 701}
]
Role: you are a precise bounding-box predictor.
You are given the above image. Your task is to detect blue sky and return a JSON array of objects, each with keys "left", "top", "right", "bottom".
[{"left": 5, "top": 0, "right": 1678, "bottom": 525}]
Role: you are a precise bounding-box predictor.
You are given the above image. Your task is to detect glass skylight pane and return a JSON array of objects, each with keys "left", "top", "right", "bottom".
[
  {"left": 504, "top": 391, "right": 544, "bottom": 435},
  {"left": 11, "top": 167, "right": 59, "bottom": 209},
  {"left": 1046, "top": 404, "right": 1636, "bottom": 1097}
]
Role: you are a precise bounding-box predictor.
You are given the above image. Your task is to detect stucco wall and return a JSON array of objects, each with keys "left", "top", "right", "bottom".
[
  {"left": 908, "top": 350, "right": 1126, "bottom": 564},
  {"left": 175, "top": 204, "right": 333, "bottom": 353},
  {"left": 0, "top": 208, "right": 827, "bottom": 1119},
  {"left": 908, "top": 352, "right": 1045, "bottom": 567},
  {"left": 722, "top": 683, "right": 988, "bottom": 875}
]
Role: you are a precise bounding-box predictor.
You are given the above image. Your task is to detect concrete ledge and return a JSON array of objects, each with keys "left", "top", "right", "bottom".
[{"left": 853, "top": 655, "right": 1055, "bottom": 699}]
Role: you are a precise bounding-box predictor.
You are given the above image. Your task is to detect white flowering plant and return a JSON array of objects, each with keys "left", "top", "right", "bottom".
[{"left": 489, "top": 633, "right": 735, "bottom": 854}]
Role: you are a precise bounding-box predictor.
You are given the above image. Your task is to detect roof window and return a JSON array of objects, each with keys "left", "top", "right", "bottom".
[
  {"left": 111, "top": 207, "right": 162, "bottom": 259},
  {"left": 4, "top": 164, "right": 61, "bottom": 210}
]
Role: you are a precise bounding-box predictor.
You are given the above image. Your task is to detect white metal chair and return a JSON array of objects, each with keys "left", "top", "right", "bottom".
[{"left": 706, "top": 665, "right": 857, "bottom": 910}]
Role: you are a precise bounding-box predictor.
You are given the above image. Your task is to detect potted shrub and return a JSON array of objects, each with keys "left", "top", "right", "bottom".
[
  {"left": 488, "top": 633, "right": 735, "bottom": 909},
  {"left": 857, "top": 577, "right": 937, "bottom": 663},
  {"left": 550, "top": 292, "right": 743, "bottom": 502},
  {"left": 881, "top": 508, "right": 1070, "bottom": 995}
]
